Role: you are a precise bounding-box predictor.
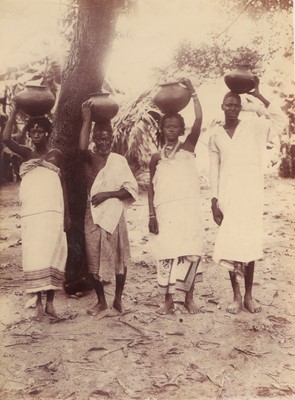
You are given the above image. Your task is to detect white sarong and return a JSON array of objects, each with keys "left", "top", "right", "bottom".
[{"left": 19, "top": 159, "right": 67, "bottom": 293}]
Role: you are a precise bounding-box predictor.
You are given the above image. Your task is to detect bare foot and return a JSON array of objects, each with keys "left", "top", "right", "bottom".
[
  {"left": 184, "top": 300, "right": 200, "bottom": 314},
  {"left": 87, "top": 302, "right": 107, "bottom": 316},
  {"left": 244, "top": 295, "right": 262, "bottom": 313},
  {"left": 226, "top": 298, "right": 242, "bottom": 314},
  {"left": 113, "top": 298, "right": 123, "bottom": 313},
  {"left": 156, "top": 301, "right": 174, "bottom": 315},
  {"left": 45, "top": 302, "right": 60, "bottom": 319},
  {"left": 36, "top": 303, "right": 44, "bottom": 321}
]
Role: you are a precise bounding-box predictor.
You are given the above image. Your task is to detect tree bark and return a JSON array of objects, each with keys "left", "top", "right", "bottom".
[{"left": 51, "top": 0, "right": 120, "bottom": 283}]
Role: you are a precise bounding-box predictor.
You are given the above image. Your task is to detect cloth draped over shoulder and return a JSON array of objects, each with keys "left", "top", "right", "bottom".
[
  {"left": 19, "top": 159, "right": 67, "bottom": 293},
  {"left": 208, "top": 103, "right": 288, "bottom": 263},
  {"left": 90, "top": 152, "right": 138, "bottom": 234}
]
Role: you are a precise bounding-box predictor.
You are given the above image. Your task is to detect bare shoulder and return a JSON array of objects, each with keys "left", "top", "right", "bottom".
[
  {"left": 45, "top": 148, "right": 64, "bottom": 167},
  {"left": 150, "top": 152, "right": 161, "bottom": 167}
]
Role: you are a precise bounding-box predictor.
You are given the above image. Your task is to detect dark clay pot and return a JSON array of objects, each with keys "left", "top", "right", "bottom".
[
  {"left": 153, "top": 82, "right": 191, "bottom": 114},
  {"left": 224, "top": 67, "right": 257, "bottom": 94},
  {"left": 14, "top": 84, "right": 55, "bottom": 116},
  {"left": 89, "top": 92, "right": 119, "bottom": 122}
]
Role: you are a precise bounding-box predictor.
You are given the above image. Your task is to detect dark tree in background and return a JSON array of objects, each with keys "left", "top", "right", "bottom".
[{"left": 51, "top": 0, "right": 121, "bottom": 283}]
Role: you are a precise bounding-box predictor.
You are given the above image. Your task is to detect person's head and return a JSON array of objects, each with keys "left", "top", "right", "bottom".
[
  {"left": 159, "top": 113, "right": 185, "bottom": 145},
  {"left": 92, "top": 119, "right": 113, "bottom": 156},
  {"left": 25, "top": 117, "right": 52, "bottom": 146},
  {"left": 221, "top": 92, "right": 242, "bottom": 121}
]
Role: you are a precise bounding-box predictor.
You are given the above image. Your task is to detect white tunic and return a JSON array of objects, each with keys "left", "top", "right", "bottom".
[{"left": 209, "top": 103, "right": 287, "bottom": 262}]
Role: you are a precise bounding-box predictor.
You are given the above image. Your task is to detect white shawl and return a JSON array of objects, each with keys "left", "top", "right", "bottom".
[{"left": 90, "top": 152, "right": 138, "bottom": 234}]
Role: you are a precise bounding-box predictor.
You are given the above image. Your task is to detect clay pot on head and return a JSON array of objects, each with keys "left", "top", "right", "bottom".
[
  {"left": 224, "top": 66, "right": 257, "bottom": 94},
  {"left": 153, "top": 82, "right": 191, "bottom": 114},
  {"left": 14, "top": 84, "right": 56, "bottom": 116},
  {"left": 89, "top": 92, "right": 119, "bottom": 122}
]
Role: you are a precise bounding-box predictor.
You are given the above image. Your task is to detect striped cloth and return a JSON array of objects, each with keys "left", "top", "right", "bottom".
[{"left": 19, "top": 159, "right": 67, "bottom": 293}]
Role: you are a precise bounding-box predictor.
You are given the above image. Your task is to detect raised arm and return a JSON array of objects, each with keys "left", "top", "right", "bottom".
[
  {"left": 2, "top": 104, "right": 31, "bottom": 159},
  {"left": 248, "top": 78, "right": 288, "bottom": 140},
  {"left": 79, "top": 101, "right": 92, "bottom": 152},
  {"left": 181, "top": 78, "right": 203, "bottom": 152}
]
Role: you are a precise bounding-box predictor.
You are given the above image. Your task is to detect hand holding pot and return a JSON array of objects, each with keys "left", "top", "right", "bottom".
[
  {"left": 179, "top": 78, "right": 195, "bottom": 96},
  {"left": 246, "top": 76, "right": 260, "bottom": 98}
]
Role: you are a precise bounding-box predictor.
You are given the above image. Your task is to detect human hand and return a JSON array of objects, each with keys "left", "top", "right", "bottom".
[
  {"left": 149, "top": 216, "right": 159, "bottom": 234},
  {"left": 179, "top": 78, "right": 195, "bottom": 95},
  {"left": 82, "top": 101, "right": 92, "bottom": 122},
  {"left": 91, "top": 192, "right": 110, "bottom": 207},
  {"left": 211, "top": 204, "right": 223, "bottom": 226},
  {"left": 247, "top": 76, "right": 260, "bottom": 98},
  {"left": 10, "top": 102, "right": 19, "bottom": 116}
]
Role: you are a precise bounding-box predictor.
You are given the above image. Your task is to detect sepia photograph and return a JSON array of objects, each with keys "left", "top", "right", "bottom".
[{"left": 0, "top": 1, "right": 294, "bottom": 399}]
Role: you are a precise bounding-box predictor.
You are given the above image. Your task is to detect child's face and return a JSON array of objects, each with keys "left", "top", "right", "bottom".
[{"left": 162, "top": 117, "right": 182, "bottom": 142}]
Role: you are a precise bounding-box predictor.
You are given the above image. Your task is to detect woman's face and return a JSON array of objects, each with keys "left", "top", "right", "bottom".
[
  {"left": 162, "top": 117, "right": 182, "bottom": 142},
  {"left": 29, "top": 124, "right": 47, "bottom": 145},
  {"left": 93, "top": 130, "right": 113, "bottom": 156}
]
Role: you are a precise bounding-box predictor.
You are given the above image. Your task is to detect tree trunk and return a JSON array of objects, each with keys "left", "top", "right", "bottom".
[{"left": 51, "top": 0, "right": 120, "bottom": 283}]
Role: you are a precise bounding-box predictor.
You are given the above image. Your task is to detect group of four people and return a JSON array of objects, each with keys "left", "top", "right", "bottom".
[{"left": 3, "top": 77, "right": 287, "bottom": 320}]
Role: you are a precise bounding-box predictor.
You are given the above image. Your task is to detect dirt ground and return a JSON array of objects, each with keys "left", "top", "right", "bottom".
[{"left": 0, "top": 173, "right": 295, "bottom": 400}]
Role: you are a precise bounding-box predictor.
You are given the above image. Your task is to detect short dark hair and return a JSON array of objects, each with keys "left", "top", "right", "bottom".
[
  {"left": 223, "top": 91, "right": 241, "bottom": 104},
  {"left": 25, "top": 116, "right": 52, "bottom": 135}
]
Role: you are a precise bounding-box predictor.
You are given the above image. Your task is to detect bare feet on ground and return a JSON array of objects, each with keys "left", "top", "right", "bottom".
[
  {"left": 226, "top": 297, "right": 242, "bottom": 314},
  {"left": 113, "top": 298, "right": 123, "bottom": 313},
  {"left": 87, "top": 302, "right": 107, "bottom": 316},
  {"left": 184, "top": 299, "right": 200, "bottom": 314},
  {"left": 45, "top": 302, "right": 60, "bottom": 318},
  {"left": 244, "top": 295, "right": 262, "bottom": 313},
  {"left": 156, "top": 301, "right": 174, "bottom": 315}
]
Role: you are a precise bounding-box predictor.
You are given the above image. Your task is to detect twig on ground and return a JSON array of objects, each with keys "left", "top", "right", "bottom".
[
  {"left": 19, "top": 321, "right": 36, "bottom": 335},
  {"left": 216, "top": 370, "right": 226, "bottom": 399},
  {"left": 117, "top": 319, "right": 148, "bottom": 336},
  {"left": 234, "top": 347, "right": 269, "bottom": 357},
  {"left": 117, "top": 378, "right": 141, "bottom": 398},
  {"left": 100, "top": 346, "right": 125, "bottom": 359}
]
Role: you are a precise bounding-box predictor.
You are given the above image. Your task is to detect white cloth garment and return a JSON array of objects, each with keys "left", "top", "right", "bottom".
[
  {"left": 19, "top": 159, "right": 67, "bottom": 293},
  {"left": 90, "top": 152, "right": 138, "bottom": 234},
  {"left": 209, "top": 103, "right": 288, "bottom": 262},
  {"left": 150, "top": 148, "right": 202, "bottom": 260}
]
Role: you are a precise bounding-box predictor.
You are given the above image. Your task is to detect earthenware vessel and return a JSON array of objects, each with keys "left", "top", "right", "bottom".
[
  {"left": 89, "top": 92, "right": 119, "bottom": 122},
  {"left": 224, "top": 66, "right": 257, "bottom": 94},
  {"left": 153, "top": 82, "right": 191, "bottom": 114},
  {"left": 14, "top": 84, "right": 55, "bottom": 116}
]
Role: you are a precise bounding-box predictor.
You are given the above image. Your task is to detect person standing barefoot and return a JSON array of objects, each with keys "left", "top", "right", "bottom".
[
  {"left": 79, "top": 102, "right": 138, "bottom": 315},
  {"left": 148, "top": 78, "right": 203, "bottom": 315},
  {"left": 209, "top": 80, "right": 287, "bottom": 314},
  {"left": 3, "top": 105, "right": 70, "bottom": 321}
]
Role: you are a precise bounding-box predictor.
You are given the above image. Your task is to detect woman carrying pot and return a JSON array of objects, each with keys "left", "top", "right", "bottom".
[
  {"left": 79, "top": 102, "right": 138, "bottom": 315},
  {"left": 3, "top": 104, "right": 70, "bottom": 321},
  {"left": 148, "top": 78, "right": 203, "bottom": 315}
]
